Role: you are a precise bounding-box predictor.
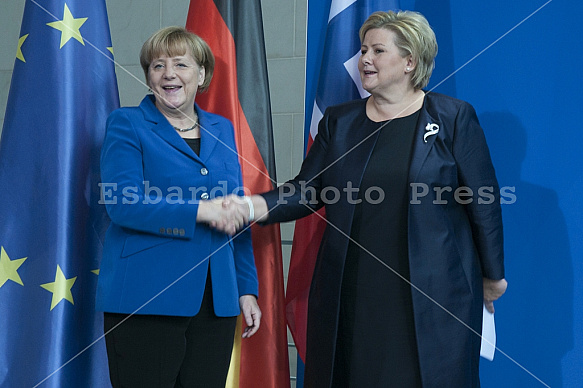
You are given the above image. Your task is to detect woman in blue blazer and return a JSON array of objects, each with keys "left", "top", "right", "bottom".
[
  {"left": 95, "top": 27, "right": 260, "bottom": 388},
  {"left": 231, "top": 11, "right": 507, "bottom": 388}
]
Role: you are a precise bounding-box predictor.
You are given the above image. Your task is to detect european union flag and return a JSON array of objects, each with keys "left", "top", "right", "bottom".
[{"left": 0, "top": 1, "right": 118, "bottom": 386}]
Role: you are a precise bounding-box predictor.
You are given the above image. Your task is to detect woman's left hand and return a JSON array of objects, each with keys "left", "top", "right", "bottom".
[
  {"left": 483, "top": 278, "right": 508, "bottom": 313},
  {"left": 239, "top": 295, "right": 261, "bottom": 338}
]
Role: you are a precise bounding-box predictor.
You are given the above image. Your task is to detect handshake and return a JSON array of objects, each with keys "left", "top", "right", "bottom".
[{"left": 198, "top": 194, "right": 266, "bottom": 235}]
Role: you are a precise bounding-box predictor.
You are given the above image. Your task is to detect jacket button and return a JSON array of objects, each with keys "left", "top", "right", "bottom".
[
  {"left": 159, "top": 227, "right": 166, "bottom": 234},
  {"left": 173, "top": 228, "right": 179, "bottom": 235},
  {"left": 166, "top": 228, "right": 172, "bottom": 234},
  {"left": 200, "top": 168, "right": 208, "bottom": 176},
  {"left": 201, "top": 192, "right": 210, "bottom": 200}
]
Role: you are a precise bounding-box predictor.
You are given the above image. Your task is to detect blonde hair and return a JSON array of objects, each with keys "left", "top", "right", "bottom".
[
  {"left": 140, "top": 26, "right": 215, "bottom": 92},
  {"left": 360, "top": 11, "right": 437, "bottom": 90}
]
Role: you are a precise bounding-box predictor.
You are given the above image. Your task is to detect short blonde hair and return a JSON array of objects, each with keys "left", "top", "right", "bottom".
[
  {"left": 140, "top": 26, "right": 215, "bottom": 92},
  {"left": 360, "top": 11, "right": 437, "bottom": 90}
]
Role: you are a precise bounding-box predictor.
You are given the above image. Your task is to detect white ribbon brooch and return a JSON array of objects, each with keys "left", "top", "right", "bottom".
[{"left": 424, "top": 122, "right": 439, "bottom": 143}]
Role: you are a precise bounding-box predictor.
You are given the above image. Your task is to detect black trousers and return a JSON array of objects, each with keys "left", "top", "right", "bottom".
[{"left": 103, "top": 276, "right": 237, "bottom": 388}]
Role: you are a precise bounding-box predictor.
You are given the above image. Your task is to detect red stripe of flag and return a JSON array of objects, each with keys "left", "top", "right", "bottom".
[
  {"left": 186, "top": 1, "right": 290, "bottom": 387},
  {"left": 286, "top": 208, "right": 325, "bottom": 362},
  {"left": 286, "top": 131, "right": 326, "bottom": 363}
]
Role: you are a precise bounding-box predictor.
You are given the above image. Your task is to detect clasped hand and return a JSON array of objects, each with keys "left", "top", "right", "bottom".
[{"left": 204, "top": 195, "right": 251, "bottom": 235}]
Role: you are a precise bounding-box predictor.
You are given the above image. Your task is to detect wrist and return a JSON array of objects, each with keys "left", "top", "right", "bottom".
[
  {"left": 251, "top": 195, "right": 268, "bottom": 221},
  {"left": 243, "top": 196, "right": 254, "bottom": 221},
  {"left": 196, "top": 200, "right": 214, "bottom": 223}
]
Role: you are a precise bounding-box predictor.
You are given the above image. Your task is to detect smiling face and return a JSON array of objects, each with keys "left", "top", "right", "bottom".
[
  {"left": 358, "top": 28, "right": 413, "bottom": 95},
  {"left": 147, "top": 52, "right": 205, "bottom": 118}
]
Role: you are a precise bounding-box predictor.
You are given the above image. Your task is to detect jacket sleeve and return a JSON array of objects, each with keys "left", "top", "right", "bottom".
[
  {"left": 260, "top": 108, "right": 333, "bottom": 223},
  {"left": 100, "top": 109, "right": 199, "bottom": 239},
  {"left": 222, "top": 120, "right": 258, "bottom": 298},
  {"left": 453, "top": 102, "right": 505, "bottom": 280}
]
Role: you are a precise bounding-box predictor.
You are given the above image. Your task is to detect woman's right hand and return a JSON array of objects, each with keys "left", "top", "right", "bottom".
[
  {"left": 213, "top": 195, "right": 270, "bottom": 235},
  {"left": 197, "top": 198, "right": 246, "bottom": 235}
]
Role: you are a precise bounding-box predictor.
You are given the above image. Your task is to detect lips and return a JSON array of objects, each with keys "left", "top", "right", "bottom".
[
  {"left": 162, "top": 85, "right": 182, "bottom": 92},
  {"left": 363, "top": 70, "right": 377, "bottom": 76}
]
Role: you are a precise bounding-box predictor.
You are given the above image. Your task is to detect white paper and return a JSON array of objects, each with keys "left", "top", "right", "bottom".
[{"left": 480, "top": 304, "right": 496, "bottom": 360}]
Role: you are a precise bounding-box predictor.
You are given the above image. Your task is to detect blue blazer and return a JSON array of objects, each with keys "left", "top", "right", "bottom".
[
  {"left": 96, "top": 95, "right": 258, "bottom": 317},
  {"left": 262, "top": 93, "right": 504, "bottom": 387}
]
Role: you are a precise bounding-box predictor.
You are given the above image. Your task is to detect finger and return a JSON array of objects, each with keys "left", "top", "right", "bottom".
[
  {"left": 484, "top": 300, "right": 495, "bottom": 314},
  {"left": 222, "top": 206, "right": 242, "bottom": 226},
  {"left": 231, "top": 213, "right": 245, "bottom": 230},
  {"left": 250, "top": 311, "right": 262, "bottom": 336},
  {"left": 215, "top": 218, "right": 231, "bottom": 234},
  {"left": 253, "top": 310, "right": 261, "bottom": 331},
  {"left": 242, "top": 317, "right": 260, "bottom": 338},
  {"left": 215, "top": 219, "right": 228, "bottom": 231},
  {"left": 242, "top": 306, "right": 254, "bottom": 327},
  {"left": 241, "top": 312, "right": 254, "bottom": 338},
  {"left": 243, "top": 324, "right": 258, "bottom": 338},
  {"left": 484, "top": 289, "right": 501, "bottom": 302}
]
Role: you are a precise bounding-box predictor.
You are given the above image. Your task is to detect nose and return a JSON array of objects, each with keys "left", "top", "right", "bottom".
[
  {"left": 360, "top": 51, "right": 371, "bottom": 65},
  {"left": 163, "top": 65, "right": 175, "bottom": 79}
]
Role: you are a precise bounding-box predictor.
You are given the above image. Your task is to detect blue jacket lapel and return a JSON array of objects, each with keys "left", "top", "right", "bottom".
[
  {"left": 408, "top": 94, "right": 440, "bottom": 183},
  {"left": 140, "top": 95, "right": 197, "bottom": 161},
  {"left": 139, "top": 95, "right": 222, "bottom": 164},
  {"left": 197, "top": 108, "right": 222, "bottom": 163}
]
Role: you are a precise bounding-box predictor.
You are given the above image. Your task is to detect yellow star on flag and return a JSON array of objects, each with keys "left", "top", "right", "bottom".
[
  {"left": 0, "top": 246, "right": 27, "bottom": 288},
  {"left": 46, "top": 3, "right": 88, "bottom": 49},
  {"left": 40, "top": 264, "right": 77, "bottom": 310},
  {"left": 16, "top": 34, "right": 29, "bottom": 62}
]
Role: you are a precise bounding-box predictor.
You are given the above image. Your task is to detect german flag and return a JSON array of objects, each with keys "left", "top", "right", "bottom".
[{"left": 186, "top": 1, "right": 290, "bottom": 387}]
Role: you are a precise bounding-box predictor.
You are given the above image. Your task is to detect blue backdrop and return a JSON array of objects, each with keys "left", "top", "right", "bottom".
[
  {"left": 406, "top": 1, "right": 581, "bottom": 386},
  {"left": 306, "top": 0, "right": 582, "bottom": 387}
]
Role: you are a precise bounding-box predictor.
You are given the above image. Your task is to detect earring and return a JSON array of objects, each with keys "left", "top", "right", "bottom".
[{"left": 406, "top": 67, "right": 411, "bottom": 71}]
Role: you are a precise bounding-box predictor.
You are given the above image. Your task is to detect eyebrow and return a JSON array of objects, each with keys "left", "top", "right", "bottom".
[
  {"left": 151, "top": 57, "right": 190, "bottom": 65},
  {"left": 361, "top": 43, "right": 386, "bottom": 48}
]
